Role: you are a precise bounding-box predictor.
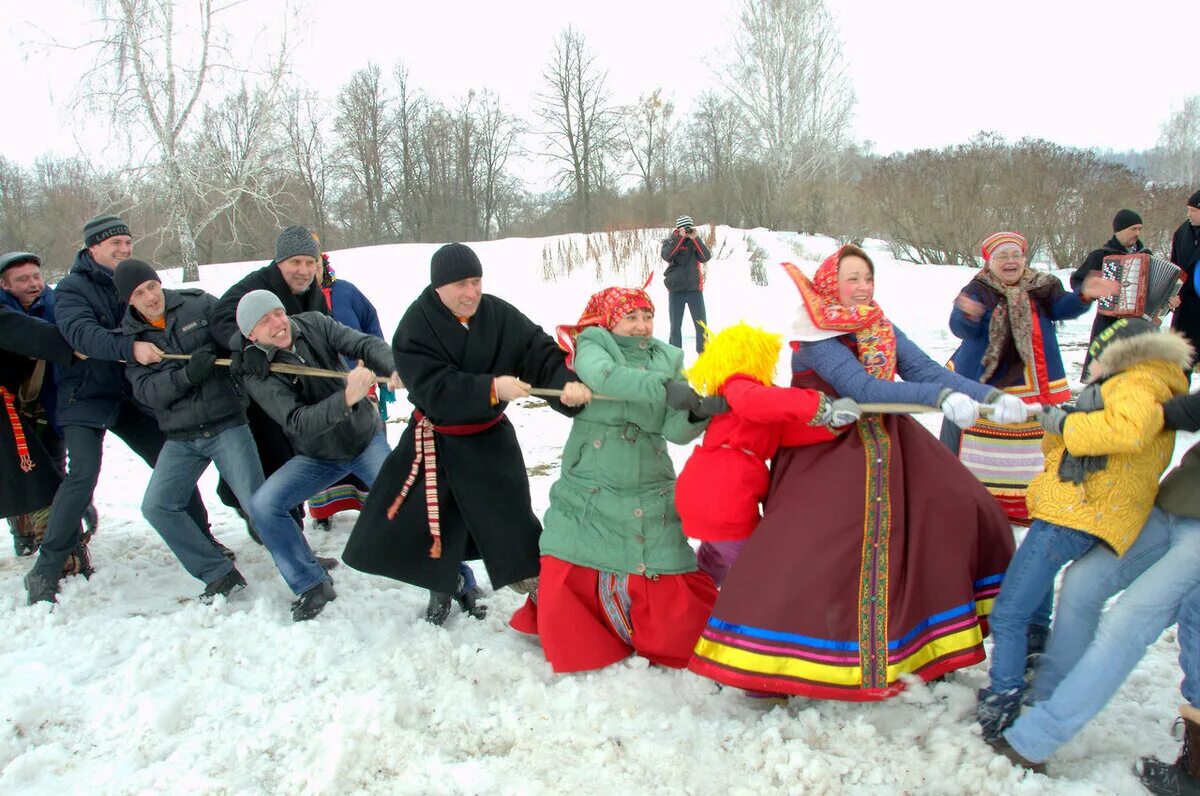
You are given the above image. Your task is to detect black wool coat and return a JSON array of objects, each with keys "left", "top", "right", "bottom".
[
  {"left": 1170, "top": 221, "right": 1200, "bottom": 354},
  {"left": 0, "top": 308, "right": 75, "bottom": 517},
  {"left": 343, "top": 287, "right": 580, "bottom": 592}
]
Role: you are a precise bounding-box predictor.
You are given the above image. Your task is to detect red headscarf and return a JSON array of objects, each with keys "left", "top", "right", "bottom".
[
  {"left": 555, "top": 287, "right": 655, "bottom": 369},
  {"left": 782, "top": 247, "right": 897, "bottom": 380}
]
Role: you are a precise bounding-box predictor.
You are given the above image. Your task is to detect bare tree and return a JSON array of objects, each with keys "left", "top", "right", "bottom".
[
  {"left": 625, "top": 89, "right": 675, "bottom": 195},
  {"left": 77, "top": 0, "right": 292, "bottom": 280},
  {"left": 386, "top": 63, "right": 431, "bottom": 241},
  {"left": 1158, "top": 95, "right": 1200, "bottom": 187},
  {"left": 474, "top": 90, "right": 520, "bottom": 239},
  {"left": 718, "top": 0, "right": 854, "bottom": 187},
  {"left": 284, "top": 91, "right": 332, "bottom": 242},
  {"left": 334, "top": 63, "right": 395, "bottom": 244},
  {"left": 535, "top": 26, "right": 619, "bottom": 231}
]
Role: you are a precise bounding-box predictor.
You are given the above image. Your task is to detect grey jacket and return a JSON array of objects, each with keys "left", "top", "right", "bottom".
[
  {"left": 242, "top": 312, "right": 392, "bottom": 462},
  {"left": 1158, "top": 391, "right": 1200, "bottom": 519},
  {"left": 125, "top": 288, "right": 249, "bottom": 440}
]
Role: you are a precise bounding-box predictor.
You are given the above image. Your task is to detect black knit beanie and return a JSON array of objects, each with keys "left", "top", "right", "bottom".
[
  {"left": 1189, "top": 190, "right": 1200, "bottom": 209},
  {"left": 430, "top": 243, "right": 483, "bottom": 288},
  {"left": 83, "top": 214, "right": 131, "bottom": 248},
  {"left": 1112, "top": 209, "right": 1143, "bottom": 233},
  {"left": 1086, "top": 316, "right": 1155, "bottom": 366},
  {"left": 113, "top": 259, "right": 160, "bottom": 304}
]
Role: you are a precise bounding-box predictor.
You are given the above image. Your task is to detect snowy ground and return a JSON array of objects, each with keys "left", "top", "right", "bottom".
[{"left": 3, "top": 230, "right": 1196, "bottom": 794}]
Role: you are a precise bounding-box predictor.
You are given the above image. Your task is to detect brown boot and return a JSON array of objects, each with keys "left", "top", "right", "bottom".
[{"left": 1138, "top": 708, "right": 1200, "bottom": 795}]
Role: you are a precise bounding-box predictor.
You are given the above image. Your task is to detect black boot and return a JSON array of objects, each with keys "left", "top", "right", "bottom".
[
  {"left": 455, "top": 565, "right": 487, "bottom": 620},
  {"left": 312, "top": 517, "right": 332, "bottom": 532},
  {"left": 24, "top": 570, "right": 59, "bottom": 605},
  {"left": 199, "top": 567, "right": 247, "bottom": 603},
  {"left": 1139, "top": 711, "right": 1200, "bottom": 795},
  {"left": 291, "top": 578, "right": 336, "bottom": 622},
  {"left": 426, "top": 591, "right": 453, "bottom": 626},
  {"left": 12, "top": 532, "right": 38, "bottom": 557}
]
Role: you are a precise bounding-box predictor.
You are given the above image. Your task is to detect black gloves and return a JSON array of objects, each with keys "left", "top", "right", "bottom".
[
  {"left": 229, "top": 346, "right": 270, "bottom": 380},
  {"left": 693, "top": 395, "right": 729, "bottom": 419},
  {"left": 664, "top": 380, "right": 701, "bottom": 412},
  {"left": 184, "top": 347, "right": 219, "bottom": 384}
]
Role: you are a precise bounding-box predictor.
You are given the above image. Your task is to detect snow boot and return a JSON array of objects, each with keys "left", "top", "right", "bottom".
[
  {"left": 455, "top": 563, "right": 487, "bottom": 620},
  {"left": 24, "top": 570, "right": 59, "bottom": 605},
  {"left": 199, "top": 567, "right": 247, "bottom": 603},
  {"left": 1139, "top": 707, "right": 1200, "bottom": 795},
  {"left": 291, "top": 578, "right": 336, "bottom": 622},
  {"left": 977, "top": 686, "right": 1024, "bottom": 740},
  {"left": 317, "top": 556, "right": 339, "bottom": 572},
  {"left": 426, "top": 590, "right": 453, "bottom": 625},
  {"left": 988, "top": 734, "right": 1046, "bottom": 775},
  {"left": 63, "top": 541, "right": 95, "bottom": 579}
]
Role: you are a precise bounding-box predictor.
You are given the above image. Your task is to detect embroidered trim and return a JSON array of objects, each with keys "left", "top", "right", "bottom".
[
  {"left": 1, "top": 387, "right": 34, "bottom": 472},
  {"left": 857, "top": 416, "right": 891, "bottom": 689},
  {"left": 598, "top": 572, "right": 634, "bottom": 645}
]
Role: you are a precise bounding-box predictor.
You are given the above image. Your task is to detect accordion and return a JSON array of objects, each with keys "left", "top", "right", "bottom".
[{"left": 1096, "top": 253, "right": 1185, "bottom": 319}]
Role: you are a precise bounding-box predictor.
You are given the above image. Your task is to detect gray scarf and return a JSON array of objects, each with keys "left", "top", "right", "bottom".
[{"left": 1056, "top": 384, "right": 1108, "bottom": 484}]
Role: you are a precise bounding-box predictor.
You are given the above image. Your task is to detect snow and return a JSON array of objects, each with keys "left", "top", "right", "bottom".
[{"left": 3, "top": 229, "right": 1196, "bottom": 794}]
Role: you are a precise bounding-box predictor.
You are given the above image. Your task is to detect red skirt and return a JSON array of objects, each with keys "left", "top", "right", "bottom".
[{"left": 510, "top": 555, "right": 718, "bottom": 673}]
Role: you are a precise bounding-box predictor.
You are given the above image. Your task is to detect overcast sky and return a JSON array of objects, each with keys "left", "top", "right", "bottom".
[{"left": 2, "top": 0, "right": 1192, "bottom": 169}]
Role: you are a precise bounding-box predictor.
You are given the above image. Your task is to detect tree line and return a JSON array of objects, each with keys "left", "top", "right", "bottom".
[{"left": 1, "top": 0, "right": 1197, "bottom": 282}]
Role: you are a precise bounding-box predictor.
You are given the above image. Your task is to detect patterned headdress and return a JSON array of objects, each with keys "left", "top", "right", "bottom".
[
  {"left": 980, "top": 231, "right": 1027, "bottom": 262},
  {"left": 782, "top": 246, "right": 897, "bottom": 380},
  {"left": 555, "top": 287, "right": 655, "bottom": 368}
]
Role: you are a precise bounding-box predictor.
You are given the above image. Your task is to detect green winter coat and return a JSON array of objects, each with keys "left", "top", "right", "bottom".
[{"left": 539, "top": 327, "right": 707, "bottom": 576}]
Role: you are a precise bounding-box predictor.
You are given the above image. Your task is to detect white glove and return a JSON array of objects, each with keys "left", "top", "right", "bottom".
[
  {"left": 987, "top": 393, "right": 1029, "bottom": 425},
  {"left": 940, "top": 392, "right": 980, "bottom": 428}
]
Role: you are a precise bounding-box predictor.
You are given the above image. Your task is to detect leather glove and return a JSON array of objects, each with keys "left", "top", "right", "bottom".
[
  {"left": 940, "top": 392, "right": 979, "bottom": 428},
  {"left": 664, "top": 380, "right": 701, "bottom": 412},
  {"left": 987, "top": 393, "right": 1029, "bottom": 425},
  {"left": 229, "top": 346, "right": 270, "bottom": 380},
  {"left": 818, "top": 397, "right": 861, "bottom": 428},
  {"left": 692, "top": 395, "right": 730, "bottom": 419},
  {"left": 184, "top": 347, "right": 218, "bottom": 384},
  {"left": 1039, "top": 405, "right": 1068, "bottom": 435}
]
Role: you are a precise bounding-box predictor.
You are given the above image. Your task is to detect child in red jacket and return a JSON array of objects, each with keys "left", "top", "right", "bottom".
[{"left": 668, "top": 322, "right": 861, "bottom": 585}]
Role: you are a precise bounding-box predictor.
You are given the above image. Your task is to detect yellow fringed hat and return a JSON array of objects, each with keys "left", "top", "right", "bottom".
[{"left": 684, "top": 322, "right": 782, "bottom": 396}]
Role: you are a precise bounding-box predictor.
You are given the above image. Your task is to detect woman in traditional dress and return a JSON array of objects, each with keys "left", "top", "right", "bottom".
[
  {"left": 942, "top": 231, "right": 1116, "bottom": 523},
  {"left": 688, "top": 244, "right": 1021, "bottom": 701}
]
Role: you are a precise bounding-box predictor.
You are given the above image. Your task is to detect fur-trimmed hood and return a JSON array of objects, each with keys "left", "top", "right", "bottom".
[{"left": 1087, "top": 329, "right": 1195, "bottom": 383}]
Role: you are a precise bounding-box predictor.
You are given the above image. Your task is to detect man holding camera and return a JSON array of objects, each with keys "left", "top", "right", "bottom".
[{"left": 660, "top": 215, "right": 712, "bottom": 353}]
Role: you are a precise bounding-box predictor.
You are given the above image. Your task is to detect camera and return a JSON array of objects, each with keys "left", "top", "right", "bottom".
[{"left": 683, "top": 225, "right": 694, "bottom": 234}]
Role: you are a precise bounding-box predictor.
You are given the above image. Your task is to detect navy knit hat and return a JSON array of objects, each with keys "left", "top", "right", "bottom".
[
  {"left": 83, "top": 215, "right": 131, "bottom": 248},
  {"left": 1189, "top": 190, "right": 1200, "bottom": 209},
  {"left": 113, "top": 259, "right": 160, "bottom": 304},
  {"left": 274, "top": 225, "right": 320, "bottom": 264},
  {"left": 430, "top": 243, "right": 483, "bottom": 288},
  {"left": 1112, "top": 209, "right": 1143, "bottom": 233},
  {"left": 0, "top": 251, "right": 41, "bottom": 275}
]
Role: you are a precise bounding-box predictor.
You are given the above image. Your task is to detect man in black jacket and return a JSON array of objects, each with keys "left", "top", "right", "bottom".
[
  {"left": 1170, "top": 190, "right": 1200, "bottom": 371},
  {"left": 235, "top": 289, "right": 400, "bottom": 621},
  {"left": 118, "top": 260, "right": 253, "bottom": 602},
  {"left": 24, "top": 216, "right": 216, "bottom": 605},
  {"left": 342, "top": 243, "right": 591, "bottom": 626},
  {"left": 660, "top": 215, "right": 712, "bottom": 353},
  {"left": 1071, "top": 209, "right": 1151, "bottom": 374}
]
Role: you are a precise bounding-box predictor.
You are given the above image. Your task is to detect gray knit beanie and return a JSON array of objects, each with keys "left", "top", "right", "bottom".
[
  {"left": 274, "top": 225, "right": 320, "bottom": 263},
  {"left": 236, "top": 290, "right": 285, "bottom": 338}
]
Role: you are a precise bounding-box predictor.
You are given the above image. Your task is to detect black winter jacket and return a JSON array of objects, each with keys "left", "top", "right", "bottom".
[
  {"left": 54, "top": 250, "right": 146, "bottom": 428},
  {"left": 211, "top": 262, "right": 329, "bottom": 350},
  {"left": 241, "top": 312, "right": 391, "bottom": 462},
  {"left": 124, "top": 289, "right": 249, "bottom": 440},
  {"left": 1170, "top": 220, "right": 1200, "bottom": 351},
  {"left": 660, "top": 232, "right": 712, "bottom": 292},
  {"left": 1158, "top": 391, "right": 1200, "bottom": 519}
]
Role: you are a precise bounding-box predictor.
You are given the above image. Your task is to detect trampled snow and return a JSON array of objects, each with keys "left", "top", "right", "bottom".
[{"left": 3, "top": 229, "right": 1194, "bottom": 794}]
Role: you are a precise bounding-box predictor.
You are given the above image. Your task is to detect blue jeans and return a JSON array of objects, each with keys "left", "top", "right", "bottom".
[
  {"left": 668, "top": 290, "right": 706, "bottom": 352},
  {"left": 142, "top": 424, "right": 264, "bottom": 585},
  {"left": 987, "top": 519, "right": 1098, "bottom": 692},
  {"left": 249, "top": 433, "right": 390, "bottom": 595},
  {"left": 1004, "top": 509, "right": 1200, "bottom": 763}
]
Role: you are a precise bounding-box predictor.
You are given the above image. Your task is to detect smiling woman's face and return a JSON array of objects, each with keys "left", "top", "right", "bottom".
[
  {"left": 837, "top": 255, "right": 874, "bottom": 307},
  {"left": 987, "top": 244, "right": 1026, "bottom": 286}
]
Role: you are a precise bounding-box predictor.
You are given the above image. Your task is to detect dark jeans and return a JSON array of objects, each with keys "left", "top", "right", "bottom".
[
  {"left": 32, "top": 402, "right": 209, "bottom": 579},
  {"left": 668, "top": 290, "right": 707, "bottom": 353}
]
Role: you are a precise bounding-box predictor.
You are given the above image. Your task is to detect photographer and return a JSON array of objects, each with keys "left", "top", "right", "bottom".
[{"left": 660, "top": 215, "right": 712, "bottom": 353}]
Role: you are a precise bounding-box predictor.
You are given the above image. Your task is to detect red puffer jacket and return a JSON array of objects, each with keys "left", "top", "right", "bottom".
[{"left": 675, "top": 374, "right": 839, "bottom": 542}]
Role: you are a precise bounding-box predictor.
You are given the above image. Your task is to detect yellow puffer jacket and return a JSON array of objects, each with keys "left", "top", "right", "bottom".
[{"left": 1026, "top": 330, "right": 1192, "bottom": 555}]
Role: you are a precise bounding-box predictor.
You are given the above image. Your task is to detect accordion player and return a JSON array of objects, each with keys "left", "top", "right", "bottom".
[{"left": 1096, "top": 252, "right": 1186, "bottom": 320}]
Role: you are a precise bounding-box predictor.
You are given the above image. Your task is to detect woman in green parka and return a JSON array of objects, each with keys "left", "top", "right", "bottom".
[{"left": 509, "top": 287, "right": 721, "bottom": 672}]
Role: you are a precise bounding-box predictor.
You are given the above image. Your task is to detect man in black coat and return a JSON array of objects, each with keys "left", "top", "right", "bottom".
[
  {"left": 235, "top": 289, "right": 400, "bottom": 620},
  {"left": 0, "top": 307, "right": 75, "bottom": 524},
  {"left": 210, "top": 225, "right": 332, "bottom": 536},
  {"left": 24, "top": 216, "right": 217, "bottom": 605},
  {"left": 660, "top": 214, "right": 712, "bottom": 353},
  {"left": 118, "top": 260, "right": 253, "bottom": 602},
  {"left": 1170, "top": 189, "right": 1200, "bottom": 373},
  {"left": 342, "top": 243, "right": 592, "bottom": 626},
  {"left": 1070, "top": 209, "right": 1151, "bottom": 374}
]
